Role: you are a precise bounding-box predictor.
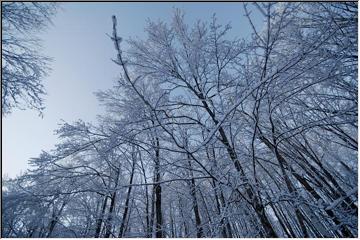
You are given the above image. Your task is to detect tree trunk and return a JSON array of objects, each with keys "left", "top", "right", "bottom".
[
  {"left": 46, "top": 201, "right": 66, "bottom": 237},
  {"left": 154, "top": 137, "right": 164, "bottom": 238},
  {"left": 95, "top": 196, "right": 109, "bottom": 238},
  {"left": 260, "top": 133, "right": 354, "bottom": 237},
  {"left": 187, "top": 157, "right": 204, "bottom": 238},
  {"left": 199, "top": 97, "right": 277, "bottom": 237},
  {"left": 104, "top": 168, "right": 121, "bottom": 238},
  {"left": 104, "top": 192, "right": 117, "bottom": 238},
  {"left": 207, "top": 147, "right": 232, "bottom": 238},
  {"left": 118, "top": 155, "right": 136, "bottom": 237},
  {"left": 139, "top": 154, "right": 151, "bottom": 238}
]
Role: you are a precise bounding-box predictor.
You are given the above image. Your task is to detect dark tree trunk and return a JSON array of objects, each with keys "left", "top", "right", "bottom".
[
  {"left": 187, "top": 157, "right": 204, "bottom": 238},
  {"left": 104, "top": 192, "right": 117, "bottom": 238},
  {"left": 118, "top": 155, "right": 136, "bottom": 237},
  {"left": 95, "top": 196, "right": 109, "bottom": 238},
  {"left": 149, "top": 178, "right": 156, "bottom": 237},
  {"left": 46, "top": 201, "right": 66, "bottom": 237},
  {"left": 104, "top": 168, "right": 121, "bottom": 238},
  {"left": 154, "top": 137, "right": 164, "bottom": 238}
]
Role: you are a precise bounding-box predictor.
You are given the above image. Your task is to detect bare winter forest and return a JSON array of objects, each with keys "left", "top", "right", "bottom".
[{"left": 1, "top": 2, "right": 358, "bottom": 238}]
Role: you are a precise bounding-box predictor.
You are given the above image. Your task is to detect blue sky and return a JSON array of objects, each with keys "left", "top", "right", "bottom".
[{"left": 2, "top": 2, "right": 262, "bottom": 178}]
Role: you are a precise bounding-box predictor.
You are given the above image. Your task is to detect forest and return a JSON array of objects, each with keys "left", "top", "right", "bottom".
[{"left": 1, "top": 2, "right": 358, "bottom": 238}]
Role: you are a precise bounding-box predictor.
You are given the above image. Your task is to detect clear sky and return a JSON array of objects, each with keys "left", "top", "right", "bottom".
[{"left": 2, "top": 2, "right": 262, "bottom": 178}]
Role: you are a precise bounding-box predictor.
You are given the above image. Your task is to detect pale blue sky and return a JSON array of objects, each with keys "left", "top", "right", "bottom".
[{"left": 2, "top": 2, "right": 262, "bottom": 178}]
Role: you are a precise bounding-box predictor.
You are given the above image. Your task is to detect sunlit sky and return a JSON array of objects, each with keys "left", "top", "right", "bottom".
[{"left": 2, "top": 2, "right": 262, "bottom": 178}]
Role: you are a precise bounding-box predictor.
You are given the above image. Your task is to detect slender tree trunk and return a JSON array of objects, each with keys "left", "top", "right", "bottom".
[
  {"left": 222, "top": 131, "right": 277, "bottom": 237},
  {"left": 104, "top": 192, "right": 117, "bottom": 238},
  {"left": 177, "top": 194, "right": 189, "bottom": 237},
  {"left": 287, "top": 136, "right": 358, "bottom": 215},
  {"left": 139, "top": 154, "right": 151, "bottom": 238},
  {"left": 268, "top": 202, "right": 292, "bottom": 237},
  {"left": 154, "top": 137, "right": 164, "bottom": 238},
  {"left": 302, "top": 150, "right": 357, "bottom": 215},
  {"left": 277, "top": 205, "right": 297, "bottom": 237},
  {"left": 149, "top": 178, "right": 156, "bottom": 237},
  {"left": 169, "top": 201, "right": 175, "bottom": 237},
  {"left": 265, "top": 111, "right": 310, "bottom": 237},
  {"left": 104, "top": 168, "right": 121, "bottom": 238},
  {"left": 46, "top": 201, "right": 66, "bottom": 237},
  {"left": 124, "top": 199, "right": 134, "bottom": 235},
  {"left": 207, "top": 147, "right": 232, "bottom": 238},
  {"left": 198, "top": 189, "right": 213, "bottom": 236},
  {"left": 95, "top": 196, "right": 109, "bottom": 238},
  {"left": 276, "top": 148, "right": 309, "bottom": 237},
  {"left": 214, "top": 187, "right": 225, "bottom": 236},
  {"left": 187, "top": 156, "right": 204, "bottom": 238},
  {"left": 292, "top": 171, "right": 354, "bottom": 237},
  {"left": 118, "top": 155, "right": 136, "bottom": 237},
  {"left": 199, "top": 97, "right": 277, "bottom": 237},
  {"left": 261, "top": 133, "right": 354, "bottom": 237}
]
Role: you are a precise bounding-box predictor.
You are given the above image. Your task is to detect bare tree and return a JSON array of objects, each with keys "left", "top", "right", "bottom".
[
  {"left": 2, "top": 3, "right": 357, "bottom": 238},
  {"left": 2, "top": 2, "right": 58, "bottom": 116}
]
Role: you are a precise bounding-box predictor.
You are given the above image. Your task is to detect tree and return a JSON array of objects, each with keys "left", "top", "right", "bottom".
[
  {"left": 2, "top": 3, "right": 357, "bottom": 238},
  {"left": 2, "top": 2, "right": 58, "bottom": 116}
]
